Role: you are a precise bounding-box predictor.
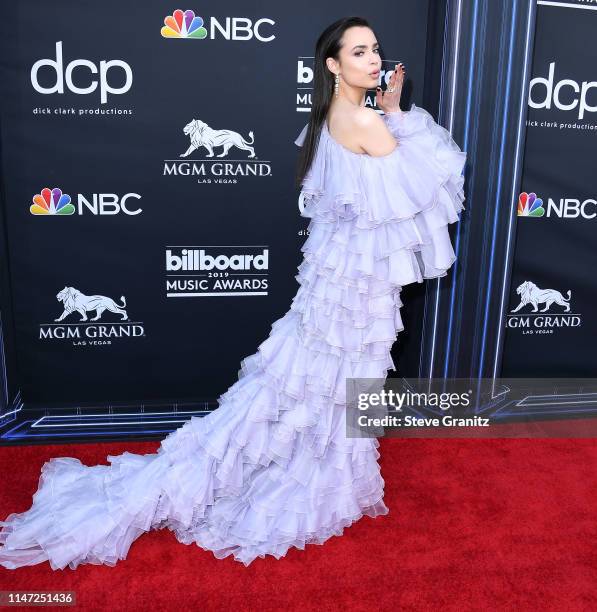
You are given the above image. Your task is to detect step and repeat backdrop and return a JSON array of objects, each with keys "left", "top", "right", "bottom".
[
  {"left": 503, "top": 0, "right": 597, "bottom": 376},
  {"left": 0, "top": 1, "right": 432, "bottom": 440}
]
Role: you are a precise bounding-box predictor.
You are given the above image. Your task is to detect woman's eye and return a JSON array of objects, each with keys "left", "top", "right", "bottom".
[{"left": 355, "top": 49, "right": 379, "bottom": 56}]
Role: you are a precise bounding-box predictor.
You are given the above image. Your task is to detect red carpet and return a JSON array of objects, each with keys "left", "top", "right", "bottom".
[{"left": 0, "top": 437, "right": 595, "bottom": 611}]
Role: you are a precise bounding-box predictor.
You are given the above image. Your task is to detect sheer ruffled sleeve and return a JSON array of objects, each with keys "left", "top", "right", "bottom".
[{"left": 295, "top": 103, "right": 467, "bottom": 287}]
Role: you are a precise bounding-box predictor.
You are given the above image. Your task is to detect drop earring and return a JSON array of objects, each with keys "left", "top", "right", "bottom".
[{"left": 334, "top": 73, "right": 340, "bottom": 97}]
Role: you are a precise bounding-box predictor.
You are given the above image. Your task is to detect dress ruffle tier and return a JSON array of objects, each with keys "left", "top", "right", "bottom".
[
  {"left": 297, "top": 103, "right": 466, "bottom": 286},
  {"left": 0, "top": 103, "right": 466, "bottom": 570}
]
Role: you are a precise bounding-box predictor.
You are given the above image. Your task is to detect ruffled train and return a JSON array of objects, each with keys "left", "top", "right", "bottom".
[{"left": 0, "top": 103, "right": 466, "bottom": 569}]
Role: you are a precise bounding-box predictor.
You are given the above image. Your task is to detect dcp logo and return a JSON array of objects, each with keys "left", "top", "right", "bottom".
[{"left": 31, "top": 41, "right": 133, "bottom": 104}]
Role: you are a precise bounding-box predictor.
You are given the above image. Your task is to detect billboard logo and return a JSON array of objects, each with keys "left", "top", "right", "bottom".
[
  {"left": 166, "top": 248, "right": 269, "bottom": 271},
  {"left": 165, "top": 246, "right": 270, "bottom": 297},
  {"left": 161, "top": 10, "right": 208, "bottom": 39},
  {"left": 296, "top": 57, "right": 399, "bottom": 111}
]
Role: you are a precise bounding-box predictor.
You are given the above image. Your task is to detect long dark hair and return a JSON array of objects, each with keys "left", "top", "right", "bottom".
[{"left": 295, "top": 16, "right": 373, "bottom": 189}]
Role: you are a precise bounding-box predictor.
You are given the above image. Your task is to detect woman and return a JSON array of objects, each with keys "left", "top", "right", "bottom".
[{"left": 0, "top": 16, "right": 466, "bottom": 569}]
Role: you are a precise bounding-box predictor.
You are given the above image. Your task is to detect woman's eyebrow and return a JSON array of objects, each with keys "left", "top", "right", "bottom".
[{"left": 350, "top": 43, "right": 380, "bottom": 51}]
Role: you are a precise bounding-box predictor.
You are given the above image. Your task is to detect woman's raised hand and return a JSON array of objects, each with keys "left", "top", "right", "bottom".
[{"left": 376, "top": 63, "right": 405, "bottom": 114}]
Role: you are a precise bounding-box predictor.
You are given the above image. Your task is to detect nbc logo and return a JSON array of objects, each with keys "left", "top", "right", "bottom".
[
  {"left": 517, "top": 192, "right": 544, "bottom": 217},
  {"left": 160, "top": 10, "right": 275, "bottom": 42},
  {"left": 517, "top": 191, "right": 597, "bottom": 220},
  {"left": 161, "top": 9, "right": 207, "bottom": 39},
  {"left": 30, "top": 187, "right": 74, "bottom": 215},
  {"left": 30, "top": 187, "right": 142, "bottom": 216}
]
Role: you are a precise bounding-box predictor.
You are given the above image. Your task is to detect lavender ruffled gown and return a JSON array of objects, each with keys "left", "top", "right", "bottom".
[{"left": 0, "top": 103, "right": 466, "bottom": 569}]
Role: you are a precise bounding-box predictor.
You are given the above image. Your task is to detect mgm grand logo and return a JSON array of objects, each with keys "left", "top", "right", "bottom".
[
  {"left": 163, "top": 117, "right": 272, "bottom": 183},
  {"left": 39, "top": 286, "right": 146, "bottom": 345},
  {"left": 506, "top": 280, "right": 581, "bottom": 335}
]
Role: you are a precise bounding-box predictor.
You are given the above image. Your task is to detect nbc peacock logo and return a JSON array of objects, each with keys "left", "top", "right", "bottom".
[
  {"left": 517, "top": 192, "right": 545, "bottom": 217},
  {"left": 161, "top": 9, "right": 208, "bottom": 39},
  {"left": 30, "top": 187, "right": 75, "bottom": 215}
]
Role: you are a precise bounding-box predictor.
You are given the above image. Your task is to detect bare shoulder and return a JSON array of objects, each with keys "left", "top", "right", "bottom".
[
  {"left": 353, "top": 106, "right": 386, "bottom": 129},
  {"left": 353, "top": 107, "right": 397, "bottom": 157}
]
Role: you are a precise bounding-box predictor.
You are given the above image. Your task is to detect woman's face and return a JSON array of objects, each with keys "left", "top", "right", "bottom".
[{"left": 332, "top": 26, "right": 382, "bottom": 90}]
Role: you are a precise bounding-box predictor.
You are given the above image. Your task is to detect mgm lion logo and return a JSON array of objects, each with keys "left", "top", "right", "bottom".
[
  {"left": 54, "top": 286, "right": 128, "bottom": 322},
  {"left": 179, "top": 119, "right": 256, "bottom": 158},
  {"left": 511, "top": 281, "right": 571, "bottom": 313}
]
